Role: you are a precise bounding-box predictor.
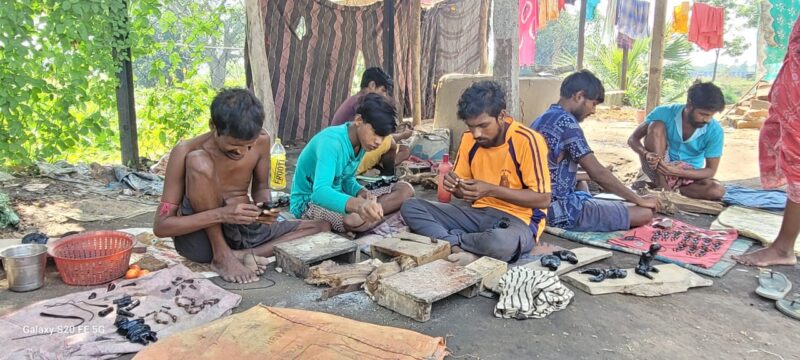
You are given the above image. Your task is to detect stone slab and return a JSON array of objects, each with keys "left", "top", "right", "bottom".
[
  {"left": 487, "top": 247, "right": 612, "bottom": 293},
  {"left": 463, "top": 256, "right": 507, "bottom": 294},
  {"left": 274, "top": 232, "right": 358, "bottom": 279},
  {"left": 562, "top": 264, "right": 713, "bottom": 297}
]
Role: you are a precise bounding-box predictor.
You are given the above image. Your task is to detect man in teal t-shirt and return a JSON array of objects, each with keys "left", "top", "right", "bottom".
[
  {"left": 290, "top": 93, "right": 414, "bottom": 233},
  {"left": 627, "top": 81, "right": 726, "bottom": 200}
]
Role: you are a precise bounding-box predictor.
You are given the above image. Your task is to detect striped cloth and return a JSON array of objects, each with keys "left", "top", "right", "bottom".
[
  {"left": 494, "top": 267, "right": 574, "bottom": 319},
  {"left": 616, "top": 0, "right": 650, "bottom": 39},
  {"left": 254, "top": 0, "right": 412, "bottom": 142},
  {"left": 420, "top": 0, "right": 485, "bottom": 118}
]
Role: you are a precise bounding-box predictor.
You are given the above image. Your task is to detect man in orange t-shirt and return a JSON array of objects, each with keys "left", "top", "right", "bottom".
[{"left": 401, "top": 81, "right": 552, "bottom": 264}]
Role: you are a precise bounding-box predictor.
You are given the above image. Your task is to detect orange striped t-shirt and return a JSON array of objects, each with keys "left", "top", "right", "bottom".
[{"left": 453, "top": 116, "right": 551, "bottom": 239}]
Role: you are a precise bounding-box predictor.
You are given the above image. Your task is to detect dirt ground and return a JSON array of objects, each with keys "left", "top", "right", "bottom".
[{"left": 1, "top": 110, "right": 798, "bottom": 359}]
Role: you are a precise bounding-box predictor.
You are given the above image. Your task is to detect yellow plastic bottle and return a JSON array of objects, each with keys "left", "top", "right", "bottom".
[{"left": 270, "top": 138, "right": 287, "bottom": 190}]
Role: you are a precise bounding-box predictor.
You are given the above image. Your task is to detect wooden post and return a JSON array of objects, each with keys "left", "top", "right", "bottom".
[
  {"left": 411, "top": 0, "right": 422, "bottom": 126},
  {"left": 577, "top": 0, "right": 588, "bottom": 70},
  {"left": 492, "top": 0, "right": 520, "bottom": 119},
  {"left": 645, "top": 0, "right": 668, "bottom": 113},
  {"left": 113, "top": 0, "right": 139, "bottom": 168},
  {"left": 245, "top": 0, "right": 278, "bottom": 138},
  {"left": 383, "top": 0, "right": 396, "bottom": 79},
  {"left": 479, "top": 0, "right": 491, "bottom": 74},
  {"left": 620, "top": 47, "right": 629, "bottom": 90}
]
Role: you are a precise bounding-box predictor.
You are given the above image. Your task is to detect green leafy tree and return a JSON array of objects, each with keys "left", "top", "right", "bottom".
[
  {"left": 0, "top": 0, "right": 233, "bottom": 169},
  {"left": 534, "top": 12, "right": 579, "bottom": 68},
  {"left": 557, "top": 24, "right": 692, "bottom": 108}
]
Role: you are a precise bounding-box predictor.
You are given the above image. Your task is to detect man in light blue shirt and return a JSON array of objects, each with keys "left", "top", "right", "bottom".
[{"left": 627, "top": 81, "right": 726, "bottom": 200}]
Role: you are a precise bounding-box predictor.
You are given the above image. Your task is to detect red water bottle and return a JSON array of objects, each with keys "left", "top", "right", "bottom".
[{"left": 437, "top": 154, "right": 452, "bottom": 203}]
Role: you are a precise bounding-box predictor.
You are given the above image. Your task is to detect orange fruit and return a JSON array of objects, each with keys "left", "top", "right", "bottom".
[
  {"left": 140, "top": 269, "right": 150, "bottom": 276},
  {"left": 125, "top": 268, "right": 140, "bottom": 279},
  {"left": 129, "top": 264, "right": 141, "bottom": 271}
]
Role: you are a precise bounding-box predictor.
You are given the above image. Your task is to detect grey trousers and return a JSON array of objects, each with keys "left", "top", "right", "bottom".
[{"left": 400, "top": 198, "right": 535, "bottom": 262}]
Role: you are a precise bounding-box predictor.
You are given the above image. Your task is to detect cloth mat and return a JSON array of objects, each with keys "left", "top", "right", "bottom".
[
  {"left": 722, "top": 185, "right": 787, "bottom": 212},
  {"left": 0, "top": 264, "right": 241, "bottom": 360},
  {"left": 494, "top": 267, "right": 574, "bottom": 319},
  {"left": 133, "top": 305, "right": 447, "bottom": 360},
  {"left": 711, "top": 206, "right": 800, "bottom": 255},
  {"left": 609, "top": 218, "right": 738, "bottom": 269},
  {"left": 545, "top": 226, "right": 754, "bottom": 278}
]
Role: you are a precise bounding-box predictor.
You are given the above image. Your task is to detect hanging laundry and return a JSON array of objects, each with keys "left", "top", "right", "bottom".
[
  {"left": 688, "top": 2, "right": 725, "bottom": 51},
  {"left": 565, "top": 0, "right": 576, "bottom": 4},
  {"left": 519, "top": 0, "right": 539, "bottom": 66},
  {"left": 672, "top": 1, "right": 690, "bottom": 34},
  {"left": 586, "top": 0, "right": 601, "bottom": 20},
  {"left": 538, "top": 0, "right": 561, "bottom": 30},
  {"left": 616, "top": 0, "right": 650, "bottom": 39},
  {"left": 617, "top": 32, "right": 634, "bottom": 50},
  {"left": 602, "top": 0, "right": 620, "bottom": 44},
  {"left": 558, "top": 0, "right": 566, "bottom": 12}
]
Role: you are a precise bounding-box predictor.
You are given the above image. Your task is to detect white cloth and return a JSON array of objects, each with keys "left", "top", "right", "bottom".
[{"left": 494, "top": 267, "right": 574, "bottom": 319}]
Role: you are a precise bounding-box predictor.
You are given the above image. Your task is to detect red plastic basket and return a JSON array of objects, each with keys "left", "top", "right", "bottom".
[{"left": 49, "top": 230, "right": 135, "bottom": 285}]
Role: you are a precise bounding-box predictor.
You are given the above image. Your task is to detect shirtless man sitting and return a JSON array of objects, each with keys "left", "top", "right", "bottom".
[{"left": 153, "top": 88, "right": 329, "bottom": 283}]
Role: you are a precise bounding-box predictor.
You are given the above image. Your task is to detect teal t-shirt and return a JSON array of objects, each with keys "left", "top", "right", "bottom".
[
  {"left": 290, "top": 123, "right": 365, "bottom": 217},
  {"left": 645, "top": 104, "right": 724, "bottom": 169}
]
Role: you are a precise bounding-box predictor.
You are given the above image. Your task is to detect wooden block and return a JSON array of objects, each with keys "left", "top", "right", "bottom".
[
  {"left": 305, "top": 260, "right": 376, "bottom": 287},
  {"left": 562, "top": 264, "right": 713, "bottom": 297},
  {"left": 756, "top": 86, "right": 771, "bottom": 101},
  {"left": 375, "top": 259, "right": 481, "bottom": 322},
  {"left": 463, "top": 256, "right": 507, "bottom": 293},
  {"left": 370, "top": 236, "right": 450, "bottom": 266},
  {"left": 318, "top": 283, "right": 364, "bottom": 301},
  {"left": 274, "top": 232, "right": 358, "bottom": 279}
]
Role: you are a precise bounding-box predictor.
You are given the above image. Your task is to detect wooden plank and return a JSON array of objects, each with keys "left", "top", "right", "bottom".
[
  {"left": 645, "top": 0, "right": 668, "bottom": 113},
  {"left": 370, "top": 236, "right": 450, "bottom": 266},
  {"left": 562, "top": 264, "right": 713, "bottom": 297},
  {"left": 577, "top": 0, "right": 588, "bottom": 70},
  {"left": 411, "top": 0, "right": 422, "bottom": 126},
  {"left": 245, "top": 0, "right": 278, "bottom": 137},
  {"left": 274, "top": 232, "right": 358, "bottom": 278},
  {"left": 376, "top": 259, "right": 481, "bottom": 321},
  {"left": 318, "top": 283, "right": 364, "bottom": 301},
  {"left": 305, "top": 260, "right": 376, "bottom": 287},
  {"left": 492, "top": 0, "right": 520, "bottom": 119}
]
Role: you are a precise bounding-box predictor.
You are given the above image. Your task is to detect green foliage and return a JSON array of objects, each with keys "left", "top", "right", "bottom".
[
  {"left": 557, "top": 24, "right": 692, "bottom": 108},
  {"left": 534, "top": 12, "right": 579, "bottom": 67},
  {"left": 0, "top": 0, "right": 231, "bottom": 169},
  {"left": 0, "top": 0, "right": 131, "bottom": 169},
  {"left": 136, "top": 79, "right": 216, "bottom": 160}
]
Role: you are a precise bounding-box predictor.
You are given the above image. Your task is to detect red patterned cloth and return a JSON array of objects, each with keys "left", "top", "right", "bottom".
[
  {"left": 609, "top": 218, "right": 738, "bottom": 268},
  {"left": 760, "top": 14, "right": 800, "bottom": 203}
]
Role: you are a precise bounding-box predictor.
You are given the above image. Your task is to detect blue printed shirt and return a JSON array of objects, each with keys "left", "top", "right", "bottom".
[
  {"left": 531, "top": 104, "right": 594, "bottom": 228},
  {"left": 645, "top": 104, "right": 724, "bottom": 169}
]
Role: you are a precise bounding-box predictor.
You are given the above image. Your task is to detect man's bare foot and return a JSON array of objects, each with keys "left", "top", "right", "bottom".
[
  {"left": 733, "top": 246, "right": 797, "bottom": 267},
  {"left": 233, "top": 250, "right": 269, "bottom": 275},
  {"left": 447, "top": 246, "right": 479, "bottom": 266},
  {"left": 211, "top": 254, "right": 258, "bottom": 283}
]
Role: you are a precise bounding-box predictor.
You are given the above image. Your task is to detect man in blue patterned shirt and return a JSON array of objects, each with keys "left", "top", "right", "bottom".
[{"left": 532, "top": 71, "right": 658, "bottom": 232}]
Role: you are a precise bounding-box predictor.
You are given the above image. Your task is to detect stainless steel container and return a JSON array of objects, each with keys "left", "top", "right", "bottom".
[{"left": 1, "top": 244, "right": 48, "bottom": 292}]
